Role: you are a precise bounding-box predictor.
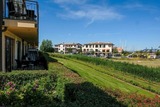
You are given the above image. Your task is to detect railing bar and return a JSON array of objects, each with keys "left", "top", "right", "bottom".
[{"left": 4, "top": 0, "right": 38, "bottom": 21}]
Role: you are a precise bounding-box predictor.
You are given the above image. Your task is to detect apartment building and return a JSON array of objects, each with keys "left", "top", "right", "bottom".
[
  {"left": 54, "top": 43, "right": 82, "bottom": 54},
  {"left": 82, "top": 42, "right": 114, "bottom": 56},
  {"left": 0, "top": 0, "right": 39, "bottom": 72}
]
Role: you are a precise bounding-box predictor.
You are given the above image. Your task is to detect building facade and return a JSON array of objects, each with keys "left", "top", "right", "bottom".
[
  {"left": 113, "top": 47, "right": 123, "bottom": 53},
  {"left": 54, "top": 43, "right": 82, "bottom": 54},
  {"left": 82, "top": 42, "right": 114, "bottom": 56},
  {"left": 1, "top": 0, "right": 39, "bottom": 72}
]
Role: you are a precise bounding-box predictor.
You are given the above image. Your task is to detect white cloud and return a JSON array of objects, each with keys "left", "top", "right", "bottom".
[
  {"left": 52, "top": 0, "right": 123, "bottom": 26},
  {"left": 56, "top": 2, "right": 123, "bottom": 26},
  {"left": 123, "top": 2, "right": 158, "bottom": 12},
  {"left": 64, "top": 6, "right": 123, "bottom": 19}
]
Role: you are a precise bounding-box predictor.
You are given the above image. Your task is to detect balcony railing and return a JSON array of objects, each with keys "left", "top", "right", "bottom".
[{"left": 3, "top": 0, "right": 39, "bottom": 21}]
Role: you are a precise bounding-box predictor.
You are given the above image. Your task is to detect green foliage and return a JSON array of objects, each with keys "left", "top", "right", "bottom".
[
  {"left": 156, "top": 50, "right": 160, "bottom": 55},
  {"left": 40, "top": 39, "right": 54, "bottom": 52},
  {"left": 122, "top": 50, "right": 131, "bottom": 56},
  {"left": 52, "top": 54, "right": 160, "bottom": 82},
  {"left": 54, "top": 77, "right": 65, "bottom": 102},
  {"left": 2, "top": 54, "right": 160, "bottom": 107},
  {"left": 0, "top": 71, "right": 59, "bottom": 107},
  {"left": 0, "top": 71, "right": 53, "bottom": 89},
  {"left": 48, "top": 60, "right": 126, "bottom": 107},
  {"left": 50, "top": 55, "right": 160, "bottom": 106},
  {"left": 65, "top": 82, "right": 125, "bottom": 107},
  {"left": 113, "top": 48, "right": 118, "bottom": 53}
]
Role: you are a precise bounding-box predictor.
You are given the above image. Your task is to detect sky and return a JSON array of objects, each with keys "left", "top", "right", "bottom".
[{"left": 38, "top": 0, "right": 160, "bottom": 51}]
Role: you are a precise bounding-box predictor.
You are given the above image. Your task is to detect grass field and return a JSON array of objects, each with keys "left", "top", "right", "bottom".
[
  {"left": 53, "top": 57, "right": 156, "bottom": 97},
  {"left": 49, "top": 54, "right": 160, "bottom": 106},
  {"left": 2, "top": 53, "right": 160, "bottom": 106},
  {"left": 112, "top": 58, "right": 160, "bottom": 68},
  {"left": 69, "top": 59, "right": 160, "bottom": 94},
  {"left": 48, "top": 62, "right": 126, "bottom": 106}
]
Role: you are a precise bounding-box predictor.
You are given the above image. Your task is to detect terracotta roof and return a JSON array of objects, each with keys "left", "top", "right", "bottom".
[
  {"left": 55, "top": 43, "right": 82, "bottom": 46},
  {"left": 84, "top": 42, "right": 114, "bottom": 45}
]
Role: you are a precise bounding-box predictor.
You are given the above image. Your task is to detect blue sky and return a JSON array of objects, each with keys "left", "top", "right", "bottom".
[{"left": 38, "top": 0, "right": 160, "bottom": 51}]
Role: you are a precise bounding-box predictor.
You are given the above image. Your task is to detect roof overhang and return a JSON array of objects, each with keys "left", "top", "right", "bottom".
[{"left": 3, "top": 19, "right": 38, "bottom": 45}]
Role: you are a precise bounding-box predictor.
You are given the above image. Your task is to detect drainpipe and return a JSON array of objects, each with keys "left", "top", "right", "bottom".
[{"left": 0, "top": 0, "right": 3, "bottom": 71}]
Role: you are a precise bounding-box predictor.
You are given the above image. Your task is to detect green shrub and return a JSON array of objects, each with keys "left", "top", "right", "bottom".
[
  {"left": 0, "top": 71, "right": 58, "bottom": 107},
  {"left": 0, "top": 71, "right": 56, "bottom": 89}
]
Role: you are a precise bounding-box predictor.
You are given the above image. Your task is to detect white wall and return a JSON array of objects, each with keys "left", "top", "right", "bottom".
[
  {"left": 2, "top": 30, "right": 30, "bottom": 71},
  {"left": 82, "top": 44, "right": 113, "bottom": 53}
]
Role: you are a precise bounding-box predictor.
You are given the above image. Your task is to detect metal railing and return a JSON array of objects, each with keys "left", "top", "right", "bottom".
[{"left": 3, "top": 0, "right": 39, "bottom": 21}]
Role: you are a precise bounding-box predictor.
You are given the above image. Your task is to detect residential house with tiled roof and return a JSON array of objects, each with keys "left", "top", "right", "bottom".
[
  {"left": 82, "top": 42, "right": 114, "bottom": 56},
  {"left": 54, "top": 43, "right": 82, "bottom": 54}
]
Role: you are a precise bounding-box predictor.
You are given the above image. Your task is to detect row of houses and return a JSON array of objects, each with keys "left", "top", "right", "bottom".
[
  {"left": 54, "top": 42, "right": 122, "bottom": 56},
  {"left": 0, "top": 0, "right": 39, "bottom": 72}
]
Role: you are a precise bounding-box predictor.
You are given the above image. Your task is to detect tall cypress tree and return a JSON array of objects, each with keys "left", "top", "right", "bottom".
[{"left": 0, "top": 0, "right": 3, "bottom": 71}]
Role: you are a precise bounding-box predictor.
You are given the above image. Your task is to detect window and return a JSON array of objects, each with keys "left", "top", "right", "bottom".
[
  {"left": 106, "top": 50, "right": 110, "bottom": 52},
  {"left": 108, "top": 45, "right": 112, "bottom": 47}
]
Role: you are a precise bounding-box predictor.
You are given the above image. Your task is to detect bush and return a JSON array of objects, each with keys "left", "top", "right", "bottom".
[
  {"left": 0, "top": 71, "right": 55, "bottom": 89},
  {"left": 0, "top": 71, "right": 58, "bottom": 107}
]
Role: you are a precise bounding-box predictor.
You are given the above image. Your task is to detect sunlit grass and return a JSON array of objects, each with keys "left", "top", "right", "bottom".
[
  {"left": 112, "top": 59, "right": 160, "bottom": 68},
  {"left": 54, "top": 57, "right": 156, "bottom": 97},
  {"left": 69, "top": 59, "right": 160, "bottom": 94}
]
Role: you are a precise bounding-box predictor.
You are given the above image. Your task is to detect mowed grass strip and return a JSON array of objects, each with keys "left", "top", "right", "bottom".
[
  {"left": 48, "top": 62, "right": 85, "bottom": 84},
  {"left": 54, "top": 57, "right": 156, "bottom": 97},
  {"left": 51, "top": 54, "right": 160, "bottom": 82},
  {"left": 47, "top": 62, "right": 126, "bottom": 107},
  {"left": 70, "top": 59, "right": 160, "bottom": 94}
]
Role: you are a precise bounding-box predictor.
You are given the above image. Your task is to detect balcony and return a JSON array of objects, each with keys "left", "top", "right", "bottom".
[
  {"left": 3, "top": 0, "right": 39, "bottom": 21},
  {"left": 3, "top": 0, "right": 39, "bottom": 45}
]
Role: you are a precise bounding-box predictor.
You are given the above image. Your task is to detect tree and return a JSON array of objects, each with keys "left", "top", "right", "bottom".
[
  {"left": 112, "top": 48, "right": 118, "bottom": 53},
  {"left": 156, "top": 50, "right": 160, "bottom": 56},
  {"left": 78, "top": 47, "right": 82, "bottom": 54},
  {"left": 40, "top": 39, "right": 54, "bottom": 52},
  {"left": 122, "top": 50, "right": 131, "bottom": 56}
]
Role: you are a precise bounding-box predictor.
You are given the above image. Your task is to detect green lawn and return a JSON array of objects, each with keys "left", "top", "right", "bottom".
[
  {"left": 53, "top": 57, "right": 156, "bottom": 97},
  {"left": 70, "top": 59, "right": 160, "bottom": 94}
]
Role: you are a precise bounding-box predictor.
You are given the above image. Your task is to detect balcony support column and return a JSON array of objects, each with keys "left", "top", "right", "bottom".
[{"left": 0, "top": 0, "right": 3, "bottom": 71}]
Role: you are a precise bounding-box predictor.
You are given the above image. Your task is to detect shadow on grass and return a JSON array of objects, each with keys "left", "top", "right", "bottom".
[
  {"left": 43, "top": 53, "right": 126, "bottom": 106},
  {"left": 64, "top": 82, "right": 126, "bottom": 107},
  {"left": 41, "top": 53, "right": 58, "bottom": 70},
  {"left": 43, "top": 52, "right": 58, "bottom": 63}
]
